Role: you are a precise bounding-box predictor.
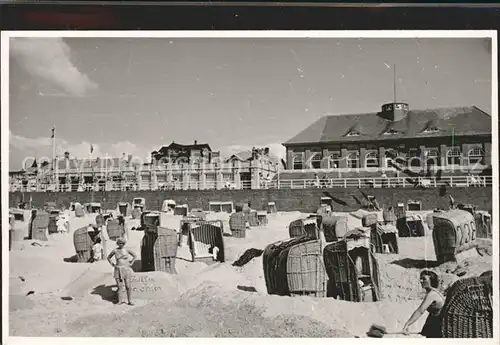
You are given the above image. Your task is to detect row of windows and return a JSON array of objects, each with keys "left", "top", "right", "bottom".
[
  {"left": 345, "top": 126, "right": 441, "bottom": 137},
  {"left": 291, "top": 148, "right": 485, "bottom": 170}
]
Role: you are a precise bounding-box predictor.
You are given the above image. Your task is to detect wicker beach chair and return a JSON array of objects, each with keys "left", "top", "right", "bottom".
[
  {"left": 229, "top": 212, "right": 247, "bottom": 238},
  {"left": 440, "top": 274, "right": 493, "bottom": 338}
]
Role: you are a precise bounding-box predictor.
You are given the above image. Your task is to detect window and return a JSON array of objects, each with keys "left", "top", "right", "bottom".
[
  {"left": 328, "top": 153, "right": 340, "bottom": 169},
  {"left": 408, "top": 149, "right": 421, "bottom": 167},
  {"left": 308, "top": 152, "right": 322, "bottom": 169},
  {"left": 292, "top": 154, "right": 304, "bottom": 170},
  {"left": 385, "top": 149, "right": 398, "bottom": 167},
  {"left": 447, "top": 147, "right": 461, "bottom": 166},
  {"left": 468, "top": 147, "right": 484, "bottom": 165},
  {"left": 346, "top": 131, "right": 360, "bottom": 137},
  {"left": 347, "top": 152, "right": 359, "bottom": 169},
  {"left": 365, "top": 151, "right": 379, "bottom": 168},
  {"left": 426, "top": 148, "right": 440, "bottom": 167}
]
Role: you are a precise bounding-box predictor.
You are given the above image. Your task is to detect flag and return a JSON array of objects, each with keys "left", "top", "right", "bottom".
[
  {"left": 51, "top": 127, "right": 55, "bottom": 139},
  {"left": 90, "top": 144, "right": 94, "bottom": 154}
]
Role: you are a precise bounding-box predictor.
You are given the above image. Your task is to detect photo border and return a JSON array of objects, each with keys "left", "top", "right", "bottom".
[{"left": 2, "top": 29, "right": 498, "bottom": 345}]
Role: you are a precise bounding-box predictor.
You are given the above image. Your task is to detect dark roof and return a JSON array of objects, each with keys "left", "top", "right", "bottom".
[
  {"left": 9, "top": 170, "right": 26, "bottom": 176},
  {"left": 225, "top": 150, "right": 253, "bottom": 162},
  {"left": 284, "top": 106, "right": 491, "bottom": 145},
  {"left": 157, "top": 142, "right": 212, "bottom": 153}
]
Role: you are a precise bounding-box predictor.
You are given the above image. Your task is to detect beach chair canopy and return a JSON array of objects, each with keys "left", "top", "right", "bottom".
[
  {"left": 133, "top": 198, "right": 145, "bottom": 205},
  {"left": 343, "top": 228, "right": 371, "bottom": 252},
  {"left": 10, "top": 209, "right": 25, "bottom": 222},
  {"left": 432, "top": 209, "right": 476, "bottom": 263},
  {"left": 376, "top": 223, "right": 398, "bottom": 234},
  {"left": 433, "top": 209, "right": 475, "bottom": 228},
  {"left": 161, "top": 199, "right": 176, "bottom": 211}
]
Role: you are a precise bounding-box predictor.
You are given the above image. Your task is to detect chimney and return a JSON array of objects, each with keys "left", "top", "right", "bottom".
[
  {"left": 194, "top": 140, "right": 198, "bottom": 145},
  {"left": 128, "top": 154, "right": 133, "bottom": 163},
  {"left": 64, "top": 151, "right": 70, "bottom": 159}
]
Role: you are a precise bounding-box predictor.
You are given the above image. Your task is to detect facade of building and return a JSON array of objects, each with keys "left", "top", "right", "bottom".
[
  {"left": 151, "top": 141, "right": 217, "bottom": 164},
  {"left": 11, "top": 144, "right": 279, "bottom": 192},
  {"left": 283, "top": 102, "right": 492, "bottom": 172}
]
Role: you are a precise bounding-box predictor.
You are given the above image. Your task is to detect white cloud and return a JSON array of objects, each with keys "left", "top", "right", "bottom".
[
  {"left": 9, "top": 131, "right": 155, "bottom": 170},
  {"left": 10, "top": 38, "right": 98, "bottom": 96},
  {"left": 109, "top": 141, "right": 150, "bottom": 159},
  {"left": 9, "top": 130, "right": 286, "bottom": 170}
]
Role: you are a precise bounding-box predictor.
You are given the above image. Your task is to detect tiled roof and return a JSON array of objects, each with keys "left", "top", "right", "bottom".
[
  {"left": 225, "top": 150, "right": 253, "bottom": 162},
  {"left": 157, "top": 142, "right": 212, "bottom": 153},
  {"left": 284, "top": 106, "right": 491, "bottom": 145}
]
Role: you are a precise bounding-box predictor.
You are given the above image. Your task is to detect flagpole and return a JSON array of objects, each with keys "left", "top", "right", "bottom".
[
  {"left": 104, "top": 152, "right": 108, "bottom": 191},
  {"left": 52, "top": 126, "right": 57, "bottom": 188},
  {"left": 393, "top": 64, "right": 397, "bottom": 103},
  {"left": 89, "top": 144, "right": 93, "bottom": 192},
  {"left": 277, "top": 161, "right": 281, "bottom": 189}
]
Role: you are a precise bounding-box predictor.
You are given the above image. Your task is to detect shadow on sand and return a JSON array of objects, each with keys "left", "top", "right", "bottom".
[
  {"left": 91, "top": 284, "right": 117, "bottom": 304},
  {"left": 237, "top": 285, "right": 257, "bottom": 293},
  {"left": 390, "top": 258, "right": 440, "bottom": 269},
  {"left": 63, "top": 255, "right": 79, "bottom": 263}
]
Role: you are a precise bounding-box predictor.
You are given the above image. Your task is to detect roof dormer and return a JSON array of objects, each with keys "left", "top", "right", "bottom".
[
  {"left": 346, "top": 130, "right": 361, "bottom": 137},
  {"left": 344, "top": 123, "right": 363, "bottom": 137},
  {"left": 383, "top": 128, "right": 401, "bottom": 135},
  {"left": 420, "top": 119, "right": 442, "bottom": 134}
]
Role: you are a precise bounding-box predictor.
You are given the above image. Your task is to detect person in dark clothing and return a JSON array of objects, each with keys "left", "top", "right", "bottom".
[{"left": 403, "top": 270, "right": 445, "bottom": 338}]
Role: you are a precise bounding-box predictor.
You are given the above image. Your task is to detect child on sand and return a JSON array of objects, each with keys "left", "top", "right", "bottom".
[
  {"left": 56, "top": 216, "right": 67, "bottom": 234},
  {"left": 91, "top": 238, "right": 103, "bottom": 262},
  {"left": 107, "top": 237, "right": 137, "bottom": 306}
]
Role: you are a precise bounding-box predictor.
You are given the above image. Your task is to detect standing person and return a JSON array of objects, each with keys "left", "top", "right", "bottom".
[
  {"left": 91, "top": 237, "right": 103, "bottom": 262},
  {"left": 402, "top": 270, "right": 445, "bottom": 338},
  {"left": 117, "top": 215, "right": 127, "bottom": 240},
  {"left": 107, "top": 237, "right": 137, "bottom": 305},
  {"left": 448, "top": 195, "right": 456, "bottom": 210},
  {"left": 56, "top": 215, "right": 67, "bottom": 234}
]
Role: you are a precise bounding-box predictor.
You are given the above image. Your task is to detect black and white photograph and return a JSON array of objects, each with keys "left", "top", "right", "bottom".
[{"left": 3, "top": 31, "right": 497, "bottom": 341}]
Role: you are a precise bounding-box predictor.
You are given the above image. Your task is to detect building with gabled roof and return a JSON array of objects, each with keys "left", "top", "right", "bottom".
[
  {"left": 151, "top": 140, "right": 214, "bottom": 164},
  {"left": 283, "top": 102, "right": 491, "bottom": 171}
]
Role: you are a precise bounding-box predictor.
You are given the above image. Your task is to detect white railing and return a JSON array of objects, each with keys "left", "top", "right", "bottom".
[
  {"left": 8, "top": 175, "right": 491, "bottom": 192},
  {"left": 43, "top": 161, "right": 278, "bottom": 175},
  {"left": 270, "top": 175, "right": 492, "bottom": 189}
]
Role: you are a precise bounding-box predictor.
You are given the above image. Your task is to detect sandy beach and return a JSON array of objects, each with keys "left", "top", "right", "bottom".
[{"left": 8, "top": 211, "right": 492, "bottom": 337}]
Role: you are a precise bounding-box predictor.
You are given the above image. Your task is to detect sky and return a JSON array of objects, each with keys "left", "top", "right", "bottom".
[{"left": 8, "top": 36, "right": 492, "bottom": 170}]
